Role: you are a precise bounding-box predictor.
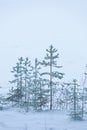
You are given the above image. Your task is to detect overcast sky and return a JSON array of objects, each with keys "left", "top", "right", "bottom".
[{"left": 0, "top": 0, "right": 87, "bottom": 92}]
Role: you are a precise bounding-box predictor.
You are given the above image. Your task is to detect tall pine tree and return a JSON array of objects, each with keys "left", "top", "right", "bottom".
[{"left": 41, "top": 45, "right": 64, "bottom": 110}]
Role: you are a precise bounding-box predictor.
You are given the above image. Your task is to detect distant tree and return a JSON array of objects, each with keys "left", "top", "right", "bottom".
[
  {"left": 18, "top": 57, "right": 24, "bottom": 105},
  {"left": 8, "top": 57, "right": 32, "bottom": 109},
  {"left": 23, "top": 57, "right": 33, "bottom": 112},
  {"left": 37, "top": 78, "right": 49, "bottom": 110},
  {"left": 31, "top": 58, "right": 40, "bottom": 110},
  {"left": 32, "top": 58, "right": 49, "bottom": 110},
  {"left": 0, "top": 86, "right": 5, "bottom": 110},
  {"left": 8, "top": 62, "right": 23, "bottom": 107},
  {"left": 69, "top": 79, "right": 82, "bottom": 120},
  {"left": 41, "top": 45, "right": 64, "bottom": 110},
  {"left": 55, "top": 83, "right": 70, "bottom": 110},
  {"left": 61, "top": 82, "right": 72, "bottom": 110},
  {"left": 81, "top": 68, "right": 87, "bottom": 118}
]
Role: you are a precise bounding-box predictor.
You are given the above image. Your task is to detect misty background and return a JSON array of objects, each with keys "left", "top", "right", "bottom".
[{"left": 0, "top": 0, "right": 87, "bottom": 93}]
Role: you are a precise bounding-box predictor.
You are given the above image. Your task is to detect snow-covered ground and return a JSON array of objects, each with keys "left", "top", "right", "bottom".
[{"left": 0, "top": 108, "right": 87, "bottom": 130}]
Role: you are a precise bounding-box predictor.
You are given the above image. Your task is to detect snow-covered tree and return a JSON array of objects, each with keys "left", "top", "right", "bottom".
[
  {"left": 32, "top": 58, "right": 49, "bottom": 110},
  {"left": 69, "top": 79, "right": 82, "bottom": 120},
  {"left": 55, "top": 83, "right": 71, "bottom": 110},
  {"left": 41, "top": 45, "right": 64, "bottom": 110},
  {"left": 81, "top": 68, "right": 87, "bottom": 118},
  {"left": 8, "top": 57, "right": 33, "bottom": 110},
  {"left": 23, "top": 57, "right": 33, "bottom": 112},
  {"left": 8, "top": 62, "right": 23, "bottom": 106}
]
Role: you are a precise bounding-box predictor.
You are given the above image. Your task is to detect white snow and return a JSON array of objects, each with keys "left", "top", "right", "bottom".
[{"left": 0, "top": 108, "right": 87, "bottom": 130}]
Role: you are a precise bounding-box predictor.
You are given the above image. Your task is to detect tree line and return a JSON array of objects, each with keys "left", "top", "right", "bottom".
[{"left": 2, "top": 45, "right": 87, "bottom": 120}]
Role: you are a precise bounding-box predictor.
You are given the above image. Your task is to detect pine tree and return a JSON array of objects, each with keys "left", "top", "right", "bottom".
[
  {"left": 61, "top": 82, "right": 71, "bottom": 110},
  {"left": 69, "top": 79, "right": 82, "bottom": 120},
  {"left": 32, "top": 58, "right": 40, "bottom": 110},
  {"left": 32, "top": 58, "right": 49, "bottom": 110},
  {"left": 41, "top": 45, "right": 64, "bottom": 110},
  {"left": 18, "top": 57, "right": 24, "bottom": 106},
  {"left": 0, "top": 86, "right": 5, "bottom": 110},
  {"left": 8, "top": 57, "right": 29, "bottom": 106},
  {"left": 81, "top": 67, "right": 87, "bottom": 118},
  {"left": 36, "top": 78, "right": 49, "bottom": 110},
  {"left": 23, "top": 57, "right": 33, "bottom": 112},
  {"left": 8, "top": 62, "right": 23, "bottom": 106}
]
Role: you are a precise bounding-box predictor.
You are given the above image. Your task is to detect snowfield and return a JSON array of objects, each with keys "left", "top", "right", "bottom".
[{"left": 0, "top": 108, "right": 87, "bottom": 130}]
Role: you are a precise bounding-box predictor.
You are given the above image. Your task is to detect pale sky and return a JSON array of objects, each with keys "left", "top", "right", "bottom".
[{"left": 0, "top": 0, "right": 87, "bottom": 92}]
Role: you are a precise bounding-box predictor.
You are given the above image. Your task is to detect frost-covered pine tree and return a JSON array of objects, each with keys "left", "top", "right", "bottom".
[
  {"left": 32, "top": 58, "right": 49, "bottom": 110},
  {"left": 81, "top": 68, "right": 87, "bottom": 118},
  {"left": 23, "top": 57, "right": 33, "bottom": 112},
  {"left": 69, "top": 79, "right": 82, "bottom": 120},
  {"left": 18, "top": 57, "right": 24, "bottom": 104},
  {"left": 8, "top": 62, "right": 23, "bottom": 107},
  {"left": 31, "top": 58, "right": 40, "bottom": 110},
  {"left": 37, "top": 78, "right": 49, "bottom": 110},
  {"left": 41, "top": 45, "right": 64, "bottom": 110},
  {"left": 55, "top": 83, "right": 71, "bottom": 110},
  {"left": 60, "top": 82, "right": 71, "bottom": 110},
  {"left": 8, "top": 57, "right": 33, "bottom": 110}
]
